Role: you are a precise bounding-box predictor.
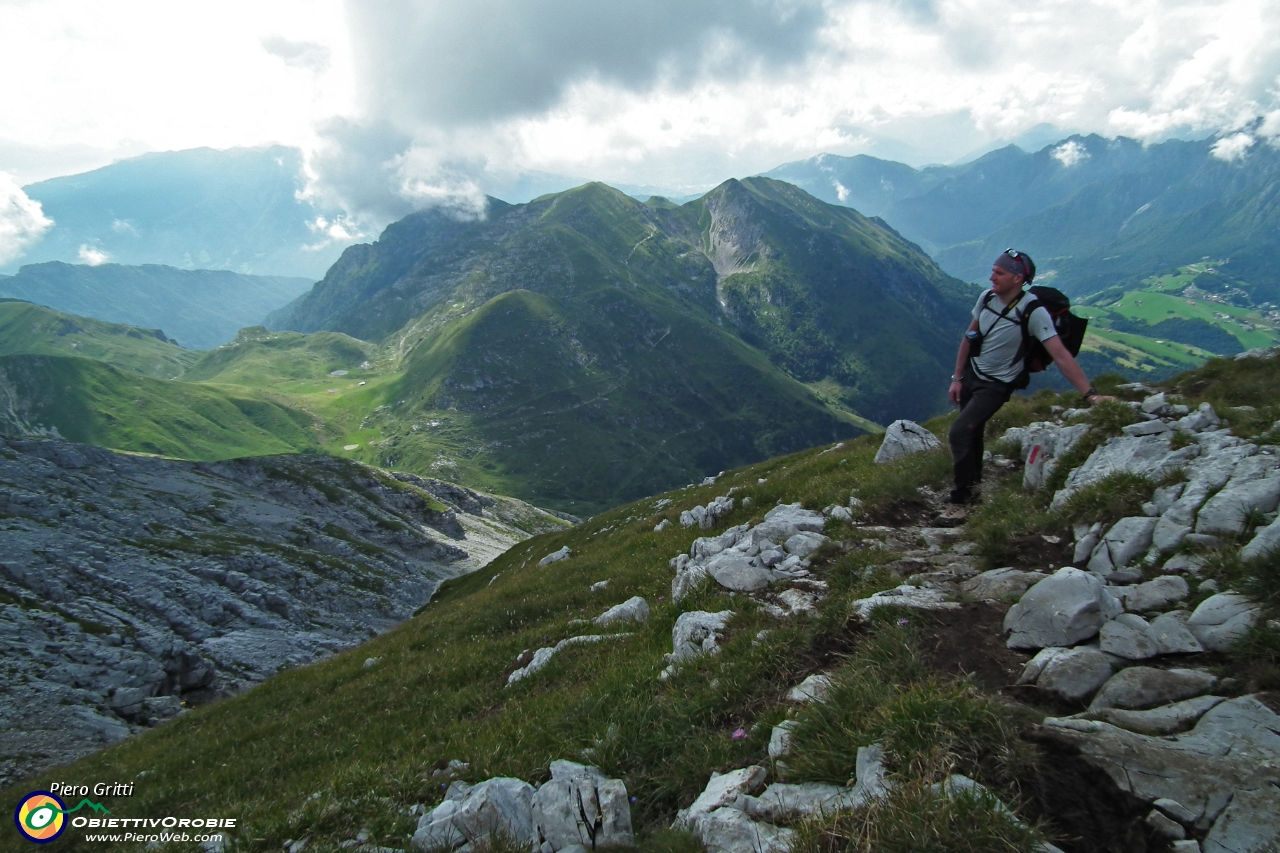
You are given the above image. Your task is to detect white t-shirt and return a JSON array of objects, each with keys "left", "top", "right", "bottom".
[{"left": 969, "top": 289, "right": 1057, "bottom": 384}]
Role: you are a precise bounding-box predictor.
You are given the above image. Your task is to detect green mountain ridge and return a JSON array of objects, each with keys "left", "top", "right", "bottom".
[
  {"left": 262, "top": 178, "right": 978, "bottom": 511},
  {"left": 0, "top": 299, "right": 198, "bottom": 379},
  {"left": 0, "top": 353, "right": 321, "bottom": 460}
]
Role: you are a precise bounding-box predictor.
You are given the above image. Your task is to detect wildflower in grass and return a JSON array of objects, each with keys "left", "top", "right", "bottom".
[
  {"left": 897, "top": 618, "right": 909, "bottom": 626},
  {"left": 732, "top": 728, "right": 746, "bottom": 739}
]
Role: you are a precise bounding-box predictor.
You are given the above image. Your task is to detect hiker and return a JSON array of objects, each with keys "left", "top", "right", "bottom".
[{"left": 945, "top": 249, "right": 1111, "bottom": 510}]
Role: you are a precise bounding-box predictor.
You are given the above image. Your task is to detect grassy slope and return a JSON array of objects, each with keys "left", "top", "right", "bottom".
[
  {"left": 0, "top": 299, "right": 199, "bottom": 379},
  {"left": 0, "top": 423, "right": 986, "bottom": 853},
  {"left": 366, "top": 282, "right": 866, "bottom": 515},
  {"left": 0, "top": 354, "right": 321, "bottom": 459},
  {"left": 184, "top": 327, "right": 379, "bottom": 386}
]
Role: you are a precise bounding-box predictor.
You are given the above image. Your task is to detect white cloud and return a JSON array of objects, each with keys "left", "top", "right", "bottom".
[
  {"left": 301, "top": 0, "right": 1280, "bottom": 226},
  {"left": 1051, "top": 140, "right": 1090, "bottom": 167},
  {"left": 77, "top": 244, "right": 109, "bottom": 265},
  {"left": 0, "top": 172, "right": 53, "bottom": 266},
  {"left": 6, "top": 0, "right": 1280, "bottom": 226},
  {"left": 262, "top": 36, "right": 331, "bottom": 75},
  {"left": 1211, "top": 131, "right": 1256, "bottom": 161}
]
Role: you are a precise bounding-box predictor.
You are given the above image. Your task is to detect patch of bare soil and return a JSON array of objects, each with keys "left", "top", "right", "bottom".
[
  {"left": 1000, "top": 531, "right": 1074, "bottom": 573},
  {"left": 864, "top": 497, "right": 934, "bottom": 527},
  {"left": 913, "top": 602, "right": 1031, "bottom": 691}
]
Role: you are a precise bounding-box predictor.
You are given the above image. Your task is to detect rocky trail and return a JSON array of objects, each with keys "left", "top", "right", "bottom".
[{"left": 408, "top": 382, "right": 1280, "bottom": 853}]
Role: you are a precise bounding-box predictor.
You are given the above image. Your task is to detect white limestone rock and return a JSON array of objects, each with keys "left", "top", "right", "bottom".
[
  {"left": 1201, "top": 783, "right": 1280, "bottom": 853},
  {"left": 1150, "top": 611, "right": 1205, "bottom": 655},
  {"left": 705, "top": 552, "right": 773, "bottom": 593},
  {"left": 960, "top": 568, "right": 1047, "bottom": 601},
  {"left": 1035, "top": 647, "right": 1115, "bottom": 701},
  {"left": 1187, "top": 593, "right": 1261, "bottom": 652},
  {"left": 1041, "top": 696, "right": 1280, "bottom": 842},
  {"left": 1052, "top": 434, "right": 1200, "bottom": 510},
  {"left": 691, "top": 807, "right": 794, "bottom": 853},
  {"left": 767, "top": 720, "right": 797, "bottom": 760},
  {"left": 1120, "top": 576, "right": 1190, "bottom": 613},
  {"left": 671, "top": 562, "right": 710, "bottom": 604},
  {"left": 1073, "top": 522, "right": 1103, "bottom": 565},
  {"left": 782, "top": 531, "right": 828, "bottom": 558},
  {"left": 532, "top": 763, "right": 633, "bottom": 852},
  {"left": 673, "top": 766, "right": 767, "bottom": 829},
  {"left": 1004, "top": 568, "right": 1123, "bottom": 650},
  {"left": 595, "top": 596, "right": 650, "bottom": 627},
  {"left": 786, "top": 674, "right": 832, "bottom": 704},
  {"left": 873, "top": 420, "right": 942, "bottom": 465},
  {"left": 412, "top": 777, "right": 538, "bottom": 852},
  {"left": 539, "top": 547, "right": 571, "bottom": 567},
  {"left": 1195, "top": 475, "right": 1280, "bottom": 536},
  {"left": 1089, "top": 667, "right": 1218, "bottom": 712},
  {"left": 1087, "top": 517, "right": 1158, "bottom": 573},
  {"left": 1099, "top": 613, "right": 1161, "bottom": 660},
  {"left": 751, "top": 504, "right": 825, "bottom": 545},
  {"left": 852, "top": 584, "right": 960, "bottom": 620},
  {"left": 663, "top": 611, "right": 734, "bottom": 677},
  {"left": 1018, "top": 422, "right": 1090, "bottom": 490},
  {"left": 508, "top": 635, "right": 631, "bottom": 685},
  {"left": 742, "top": 783, "right": 866, "bottom": 821},
  {"left": 1087, "top": 695, "right": 1226, "bottom": 736},
  {"left": 1242, "top": 514, "right": 1280, "bottom": 560}
]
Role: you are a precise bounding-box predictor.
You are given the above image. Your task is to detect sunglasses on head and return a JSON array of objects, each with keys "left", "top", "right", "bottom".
[{"left": 1005, "top": 248, "right": 1025, "bottom": 259}]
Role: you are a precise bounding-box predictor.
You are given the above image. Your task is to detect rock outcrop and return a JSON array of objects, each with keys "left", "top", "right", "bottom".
[{"left": 0, "top": 435, "right": 565, "bottom": 786}]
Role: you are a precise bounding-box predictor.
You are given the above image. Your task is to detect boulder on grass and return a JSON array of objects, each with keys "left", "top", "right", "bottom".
[
  {"left": 532, "top": 762, "right": 633, "bottom": 852},
  {"left": 412, "top": 778, "right": 538, "bottom": 852},
  {"left": 873, "top": 420, "right": 941, "bottom": 465}
]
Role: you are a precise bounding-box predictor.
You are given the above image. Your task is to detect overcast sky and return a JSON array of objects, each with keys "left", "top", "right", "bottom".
[{"left": 2, "top": 0, "right": 1279, "bottom": 255}]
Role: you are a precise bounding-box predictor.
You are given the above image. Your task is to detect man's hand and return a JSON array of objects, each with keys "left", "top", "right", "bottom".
[{"left": 949, "top": 379, "right": 963, "bottom": 405}]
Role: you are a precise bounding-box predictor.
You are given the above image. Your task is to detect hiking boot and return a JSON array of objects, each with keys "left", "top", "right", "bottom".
[
  {"left": 948, "top": 487, "right": 977, "bottom": 505},
  {"left": 933, "top": 504, "right": 968, "bottom": 526}
]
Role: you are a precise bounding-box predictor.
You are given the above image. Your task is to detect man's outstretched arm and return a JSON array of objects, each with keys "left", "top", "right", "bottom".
[{"left": 1043, "top": 335, "right": 1113, "bottom": 404}]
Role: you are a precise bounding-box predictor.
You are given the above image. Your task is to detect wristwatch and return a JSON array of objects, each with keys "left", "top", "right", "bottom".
[
  {"left": 949, "top": 375, "right": 961, "bottom": 383},
  {"left": 1083, "top": 387, "right": 1099, "bottom": 402}
]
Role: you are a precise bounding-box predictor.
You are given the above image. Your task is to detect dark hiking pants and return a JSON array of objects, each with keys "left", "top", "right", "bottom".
[{"left": 948, "top": 368, "right": 1013, "bottom": 499}]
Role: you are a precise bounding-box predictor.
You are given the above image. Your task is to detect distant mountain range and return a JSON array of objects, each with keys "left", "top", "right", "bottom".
[
  {"left": 765, "top": 134, "right": 1280, "bottom": 304},
  {"left": 0, "top": 262, "right": 312, "bottom": 349},
  {"left": 0, "top": 180, "right": 976, "bottom": 514},
  {"left": 268, "top": 178, "right": 977, "bottom": 512},
  {"left": 13, "top": 146, "right": 348, "bottom": 280}
]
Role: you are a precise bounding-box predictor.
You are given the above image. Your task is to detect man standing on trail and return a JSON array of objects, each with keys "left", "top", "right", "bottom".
[{"left": 944, "top": 249, "right": 1110, "bottom": 514}]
